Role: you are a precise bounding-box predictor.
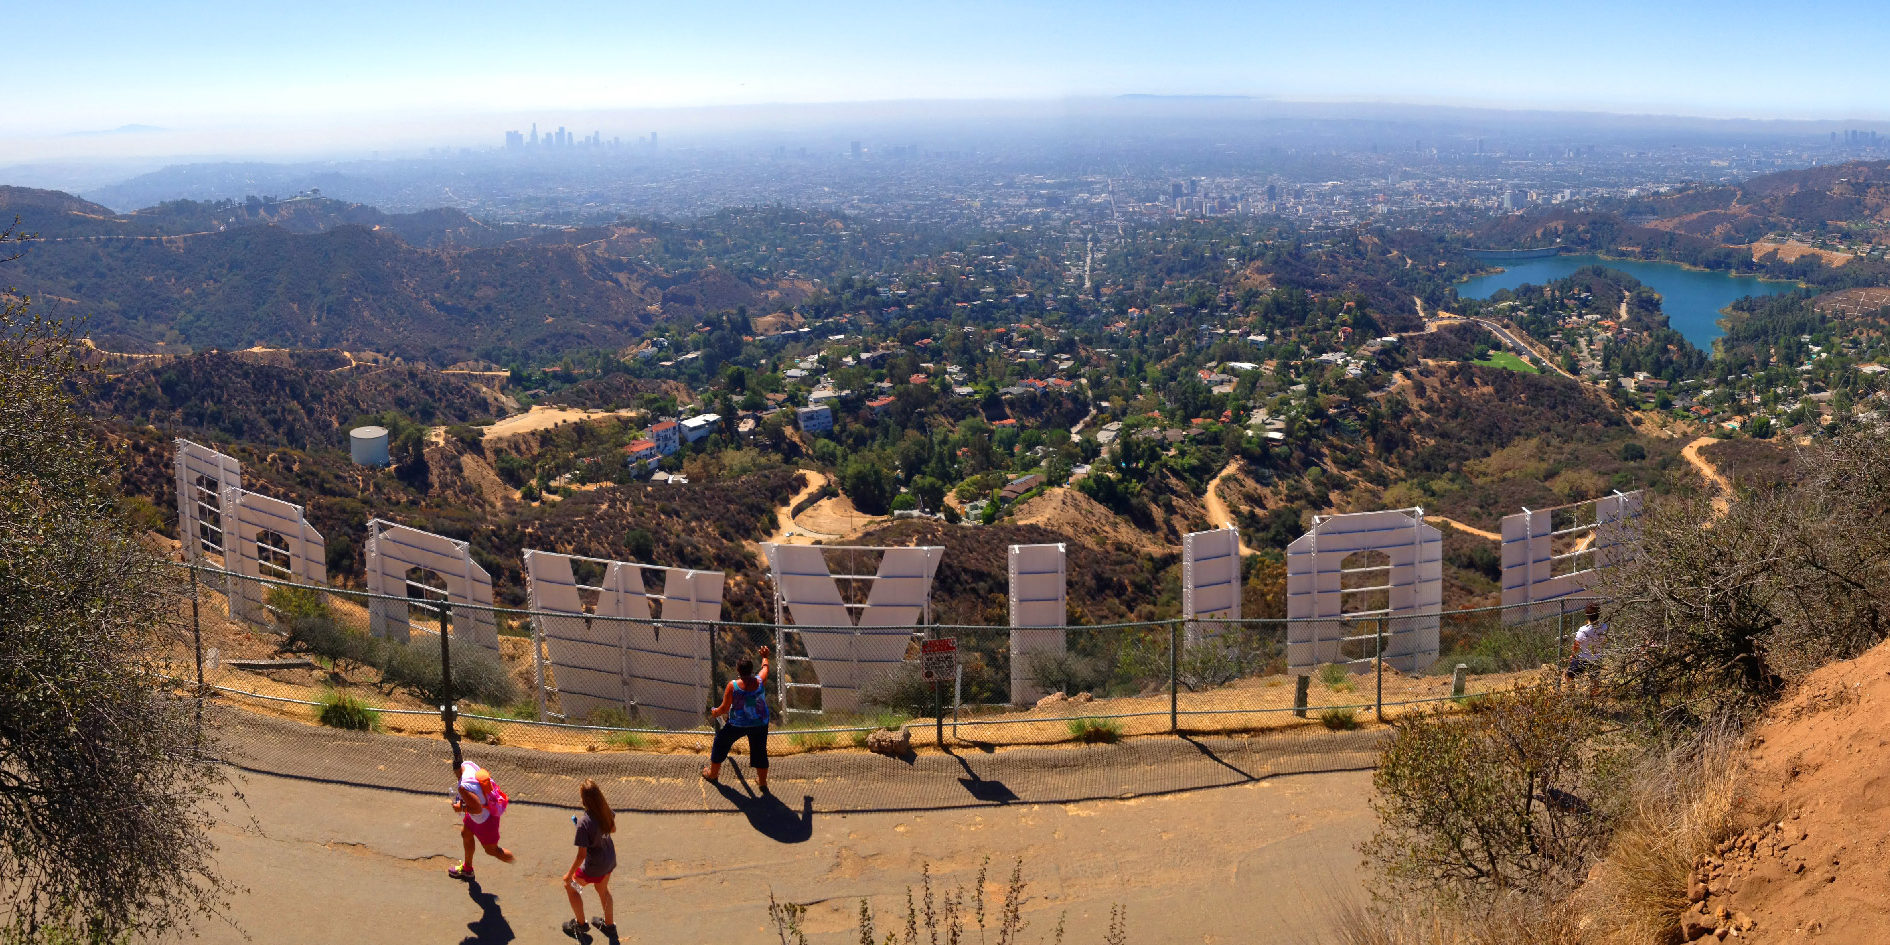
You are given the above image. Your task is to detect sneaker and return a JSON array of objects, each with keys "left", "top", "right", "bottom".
[
  {"left": 591, "top": 917, "right": 617, "bottom": 935},
  {"left": 562, "top": 918, "right": 587, "bottom": 939},
  {"left": 448, "top": 865, "right": 474, "bottom": 881}
]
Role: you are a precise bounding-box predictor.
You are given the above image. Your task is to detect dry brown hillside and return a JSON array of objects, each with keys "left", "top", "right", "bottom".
[{"left": 1683, "top": 636, "right": 1890, "bottom": 943}]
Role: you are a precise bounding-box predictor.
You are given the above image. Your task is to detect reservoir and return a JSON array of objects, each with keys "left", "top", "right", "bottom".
[{"left": 1456, "top": 253, "right": 1799, "bottom": 351}]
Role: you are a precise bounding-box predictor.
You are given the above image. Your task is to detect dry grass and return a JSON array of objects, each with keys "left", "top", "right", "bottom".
[
  {"left": 1575, "top": 724, "right": 1744, "bottom": 945},
  {"left": 1323, "top": 895, "right": 1583, "bottom": 945}
]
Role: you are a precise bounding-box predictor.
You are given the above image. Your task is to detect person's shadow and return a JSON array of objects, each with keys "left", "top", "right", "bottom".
[
  {"left": 460, "top": 880, "right": 515, "bottom": 945},
  {"left": 944, "top": 747, "right": 1019, "bottom": 804},
  {"left": 709, "top": 775, "right": 813, "bottom": 843}
]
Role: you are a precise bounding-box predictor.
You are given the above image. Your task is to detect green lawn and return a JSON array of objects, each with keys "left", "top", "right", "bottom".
[{"left": 1474, "top": 350, "right": 1540, "bottom": 374}]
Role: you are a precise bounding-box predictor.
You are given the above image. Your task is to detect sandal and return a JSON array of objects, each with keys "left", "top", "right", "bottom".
[{"left": 448, "top": 865, "right": 474, "bottom": 881}]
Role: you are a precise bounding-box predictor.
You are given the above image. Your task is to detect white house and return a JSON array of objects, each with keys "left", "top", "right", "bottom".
[
  {"left": 680, "top": 413, "right": 721, "bottom": 442},
  {"left": 797, "top": 405, "right": 833, "bottom": 434}
]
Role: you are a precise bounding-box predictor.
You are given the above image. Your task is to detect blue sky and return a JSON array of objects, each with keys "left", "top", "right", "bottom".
[{"left": 8, "top": 0, "right": 1885, "bottom": 151}]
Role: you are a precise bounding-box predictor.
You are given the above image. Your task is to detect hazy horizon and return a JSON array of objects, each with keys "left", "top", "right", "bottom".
[{"left": 12, "top": 0, "right": 1890, "bottom": 166}]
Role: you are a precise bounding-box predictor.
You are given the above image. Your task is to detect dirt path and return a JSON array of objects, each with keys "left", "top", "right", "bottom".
[
  {"left": 1682, "top": 435, "right": 1733, "bottom": 513},
  {"left": 479, "top": 405, "right": 642, "bottom": 442},
  {"left": 1203, "top": 461, "right": 1259, "bottom": 556},
  {"left": 1426, "top": 515, "right": 1501, "bottom": 542},
  {"left": 202, "top": 765, "right": 1375, "bottom": 945},
  {"left": 760, "top": 470, "right": 835, "bottom": 545}
]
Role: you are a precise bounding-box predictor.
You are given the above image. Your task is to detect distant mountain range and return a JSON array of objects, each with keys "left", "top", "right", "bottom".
[{"left": 0, "top": 187, "right": 804, "bottom": 364}]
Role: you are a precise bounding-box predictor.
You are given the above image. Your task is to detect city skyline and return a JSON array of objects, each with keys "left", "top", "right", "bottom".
[{"left": 10, "top": 0, "right": 1890, "bottom": 162}]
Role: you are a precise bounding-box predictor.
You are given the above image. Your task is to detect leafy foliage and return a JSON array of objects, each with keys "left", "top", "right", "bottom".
[{"left": 0, "top": 251, "right": 230, "bottom": 941}]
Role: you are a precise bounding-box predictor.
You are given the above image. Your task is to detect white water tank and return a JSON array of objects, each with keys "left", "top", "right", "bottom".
[{"left": 350, "top": 425, "right": 390, "bottom": 466}]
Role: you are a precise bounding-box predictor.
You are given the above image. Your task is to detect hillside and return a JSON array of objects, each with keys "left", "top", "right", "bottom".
[
  {"left": 1629, "top": 160, "right": 1890, "bottom": 243},
  {"left": 0, "top": 187, "right": 806, "bottom": 363},
  {"left": 89, "top": 353, "right": 505, "bottom": 449},
  {"left": 0, "top": 186, "right": 504, "bottom": 246},
  {"left": 1686, "top": 634, "right": 1890, "bottom": 944}
]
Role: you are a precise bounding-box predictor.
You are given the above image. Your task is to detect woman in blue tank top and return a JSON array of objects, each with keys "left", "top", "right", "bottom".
[{"left": 702, "top": 645, "right": 771, "bottom": 792}]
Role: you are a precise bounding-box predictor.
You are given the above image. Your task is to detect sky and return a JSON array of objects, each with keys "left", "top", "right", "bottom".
[{"left": 8, "top": 0, "right": 1888, "bottom": 159}]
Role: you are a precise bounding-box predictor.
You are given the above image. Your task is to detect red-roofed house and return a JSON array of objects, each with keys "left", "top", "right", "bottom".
[
  {"left": 624, "top": 439, "right": 660, "bottom": 471},
  {"left": 649, "top": 420, "right": 681, "bottom": 456}
]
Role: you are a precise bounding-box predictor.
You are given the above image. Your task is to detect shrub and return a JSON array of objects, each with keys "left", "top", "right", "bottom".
[
  {"left": 266, "top": 585, "right": 331, "bottom": 624},
  {"left": 1067, "top": 716, "right": 1122, "bottom": 743},
  {"left": 1363, "top": 686, "right": 1603, "bottom": 908},
  {"left": 1576, "top": 722, "right": 1742, "bottom": 944},
  {"left": 379, "top": 637, "right": 517, "bottom": 708},
  {"left": 458, "top": 718, "right": 501, "bottom": 745},
  {"left": 1317, "top": 663, "right": 1350, "bottom": 688},
  {"left": 1026, "top": 651, "right": 1106, "bottom": 698},
  {"left": 1171, "top": 624, "right": 1286, "bottom": 692},
  {"left": 1439, "top": 624, "right": 1562, "bottom": 676},
  {"left": 860, "top": 661, "right": 944, "bottom": 716},
  {"left": 317, "top": 691, "right": 380, "bottom": 731},
  {"left": 283, "top": 616, "right": 516, "bottom": 708},
  {"left": 1318, "top": 707, "right": 1359, "bottom": 731}
]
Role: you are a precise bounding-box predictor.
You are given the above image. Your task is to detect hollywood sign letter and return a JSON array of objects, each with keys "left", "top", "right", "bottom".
[
  {"left": 1287, "top": 509, "right": 1442, "bottom": 674},
  {"left": 1008, "top": 542, "right": 1067, "bottom": 704},
  {"left": 364, "top": 519, "right": 499, "bottom": 653},
  {"left": 222, "top": 488, "right": 326, "bottom": 625},
  {"left": 1500, "top": 491, "right": 1643, "bottom": 623},
  {"left": 763, "top": 543, "right": 943, "bottom": 714},
  {"left": 524, "top": 550, "right": 725, "bottom": 729}
]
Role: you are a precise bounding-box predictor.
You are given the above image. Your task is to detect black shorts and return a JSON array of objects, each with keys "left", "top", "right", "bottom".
[
  {"left": 1565, "top": 659, "right": 1600, "bottom": 678},
  {"left": 710, "top": 723, "right": 769, "bottom": 769}
]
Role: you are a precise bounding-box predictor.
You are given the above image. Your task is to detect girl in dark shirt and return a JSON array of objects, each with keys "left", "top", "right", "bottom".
[{"left": 562, "top": 779, "right": 617, "bottom": 939}]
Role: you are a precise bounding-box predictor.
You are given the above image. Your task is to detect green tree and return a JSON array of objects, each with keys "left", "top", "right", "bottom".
[
  {"left": 0, "top": 233, "right": 230, "bottom": 941},
  {"left": 840, "top": 456, "right": 895, "bottom": 516}
]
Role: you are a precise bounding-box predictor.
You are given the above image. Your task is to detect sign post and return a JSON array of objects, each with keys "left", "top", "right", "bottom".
[{"left": 921, "top": 638, "right": 958, "bottom": 748}]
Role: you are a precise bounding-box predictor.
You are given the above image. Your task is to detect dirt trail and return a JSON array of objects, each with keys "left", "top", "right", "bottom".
[
  {"left": 1427, "top": 515, "right": 1502, "bottom": 542},
  {"left": 1203, "top": 461, "right": 1259, "bottom": 555},
  {"left": 479, "top": 404, "right": 641, "bottom": 441},
  {"left": 1683, "top": 435, "right": 1733, "bottom": 513},
  {"left": 759, "top": 470, "right": 835, "bottom": 545}
]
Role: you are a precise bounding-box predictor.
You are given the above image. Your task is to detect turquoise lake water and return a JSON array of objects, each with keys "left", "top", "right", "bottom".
[{"left": 1456, "top": 254, "right": 1799, "bottom": 351}]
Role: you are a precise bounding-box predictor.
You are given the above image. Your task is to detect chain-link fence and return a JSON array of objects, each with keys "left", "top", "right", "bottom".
[{"left": 173, "top": 562, "right": 1598, "bottom": 812}]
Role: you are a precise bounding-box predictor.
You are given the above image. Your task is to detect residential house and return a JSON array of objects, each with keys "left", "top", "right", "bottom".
[
  {"left": 623, "top": 439, "right": 660, "bottom": 472},
  {"left": 649, "top": 421, "right": 681, "bottom": 456},
  {"left": 797, "top": 405, "right": 834, "bottom": 434}
]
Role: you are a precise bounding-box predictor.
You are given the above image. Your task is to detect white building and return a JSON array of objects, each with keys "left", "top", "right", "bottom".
[
  {"left": 797, "top": 405, "right": 833, "bottom": 434},
  {"left": 680, "top": 414, "right": 721, "bottom": 443}
]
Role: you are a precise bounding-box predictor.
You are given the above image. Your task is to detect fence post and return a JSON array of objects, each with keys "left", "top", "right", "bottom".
[
  {"left": 439, "top": 602, "right": 461, "bottom": 769},
  {"left": 1293, "top": 674, "right": 1309, "bottom": 718},
  {"left": 531, "top": 611, "right": 548, "bottom": 723},
  {"left": 1555, "top": 608, "right": 1568, "bottom": 692},
  {"left": 1451, "top": 663, "right": 1467, "bottom": 699},
  {"left": 1168, "top": 619, "right": 1179, "bottom": 734},
  {"left": 189, "top": 563, "right": 205, "bottom": 732},
  {"left": 1374, "top": 616, "right": 1385, "bottom": 723}
]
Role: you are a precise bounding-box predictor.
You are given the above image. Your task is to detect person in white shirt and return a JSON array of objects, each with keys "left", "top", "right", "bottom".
[{"left": 1563, "top": 603, "right": 1607, "bottom": 694}]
